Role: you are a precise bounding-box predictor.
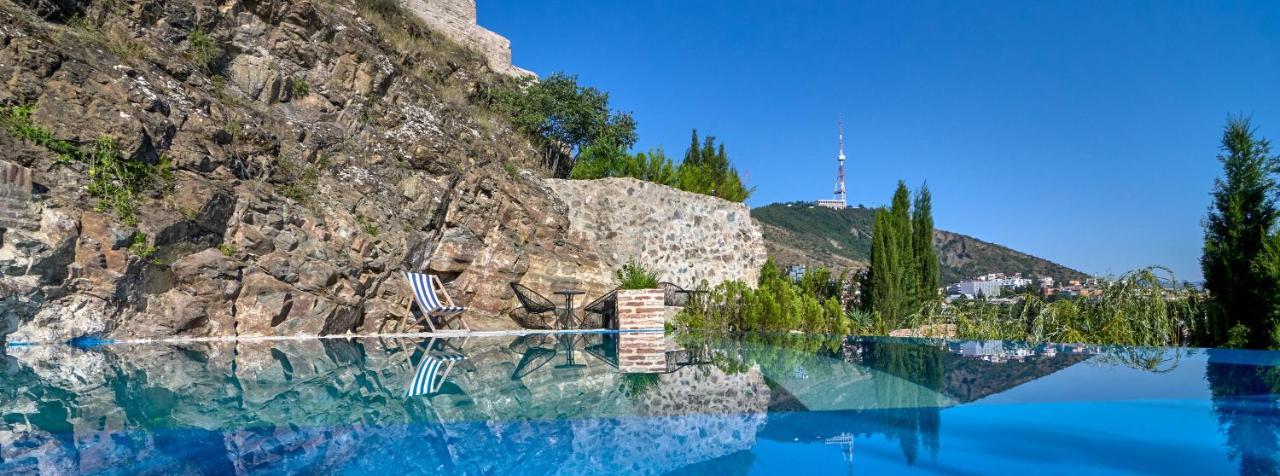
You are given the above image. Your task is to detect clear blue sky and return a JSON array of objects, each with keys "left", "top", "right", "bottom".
[{"left": 479, "top": 0, "right": 1280, "bottom": 281}]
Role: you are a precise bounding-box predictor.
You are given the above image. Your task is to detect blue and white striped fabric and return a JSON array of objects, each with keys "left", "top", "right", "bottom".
[
  {"left": 405, "top": 352, "right": 468, "bottom": 397},
  {"left": 403, "top": 272, "right": 466, "bottom": 314}
]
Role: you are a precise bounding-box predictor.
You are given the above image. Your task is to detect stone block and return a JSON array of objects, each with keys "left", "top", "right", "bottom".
[
  {"left": 617, "top": 289, "right": 664, "bottom": 331},
  {"left": 0, "top": 160, "right": 35, "bottom": 230}
]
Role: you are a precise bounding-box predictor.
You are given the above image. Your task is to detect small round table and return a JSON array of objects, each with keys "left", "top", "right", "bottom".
[{"left": 553, "top": 289, "right": 584, "bottom": 329}]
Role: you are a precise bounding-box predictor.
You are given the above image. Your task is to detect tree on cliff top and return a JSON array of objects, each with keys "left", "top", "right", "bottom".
[{"left": 494, "top": 72, "right": 636, "bottom": 176}]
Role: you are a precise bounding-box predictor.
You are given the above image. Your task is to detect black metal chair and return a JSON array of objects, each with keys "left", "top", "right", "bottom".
[
  {"left": 658, "top": 282, "right": 688, "bottom": 307},
  {"left": 582, "top": 287, "right": 619, "bottom": 329},
  {"left": 510, "top": 282, "right": 558, "bottom": 329}
]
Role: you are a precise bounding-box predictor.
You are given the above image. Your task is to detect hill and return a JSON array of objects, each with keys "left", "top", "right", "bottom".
[{"left": 751, "top": 202, "right": 1089, "bottom": 284}]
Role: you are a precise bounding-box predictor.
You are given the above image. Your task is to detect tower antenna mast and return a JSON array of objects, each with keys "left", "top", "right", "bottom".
[{"left": 835, "top": 120, "right": 847, "bottom": 208}]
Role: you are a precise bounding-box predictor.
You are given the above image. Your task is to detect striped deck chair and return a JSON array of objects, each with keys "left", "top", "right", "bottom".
[
  {"left": 405, "top": 338, "right": 470, "bottom": 397},
  {"left": 401, "top": 272, "right": 468, "bottom": 332}
]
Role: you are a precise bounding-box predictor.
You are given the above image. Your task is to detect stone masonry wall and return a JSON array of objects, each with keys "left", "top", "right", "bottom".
[
  {"left": 546, "top": 177, "right": 768, "bottom": 291},
  {"left": 402, "top": 0, "right": 533, "bottom": 77}
]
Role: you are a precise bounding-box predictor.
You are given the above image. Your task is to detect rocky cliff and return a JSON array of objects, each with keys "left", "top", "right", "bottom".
[{"left": 0, "top": 0, "right": 760, "bottom": 343}]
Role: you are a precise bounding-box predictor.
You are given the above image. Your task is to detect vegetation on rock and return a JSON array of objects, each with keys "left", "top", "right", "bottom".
[{"left": 2, "top": 105, "right": 172, "bottom": 225}]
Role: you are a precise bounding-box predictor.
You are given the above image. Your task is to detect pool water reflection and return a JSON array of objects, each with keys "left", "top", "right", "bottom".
[{"left": 0, "top": 333, "right": 1277, "bottom": 475}]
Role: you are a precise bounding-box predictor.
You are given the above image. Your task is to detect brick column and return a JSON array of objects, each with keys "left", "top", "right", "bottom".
[{"left": 616, "top": 289, "right": 665, "bottom": 330}]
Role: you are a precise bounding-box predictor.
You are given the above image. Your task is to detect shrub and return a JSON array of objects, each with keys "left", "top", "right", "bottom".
[
  {"left": 356, "top": 215, "right": 380, "bottom": 237},
  {"left": 675, "top": 259, "right": 849, "bottom": 335},
  {"left": 128, "top": 233, "right": 156, "bottom": 260},
  {"left": 217, "top": 243, "right": 237, "bottom": 257},
  {"left": 616, "top": 259, "right": 659, "bottom": 290},
  {"left": 287, "top": 77, "right": 310, "bottom": 98},
  {"left": 187, "top": 30, "right": 222, "bottom": 74}
]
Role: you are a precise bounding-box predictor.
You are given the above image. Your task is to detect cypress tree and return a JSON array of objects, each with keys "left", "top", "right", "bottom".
[
  {"left": 1203, "top": 116, "right": 1280, "bottom": 348},
  {"left": 912, "top": 184, "right": 941, "bottom": 306},
  {"left": 890, "top": 181, "right": 917, "bottom": 316},
  {"left": 869, "top": 208, "right": 901, "bottom": 322},
  {"left": 684, "top": 129, "right": 701, "bottom": 166}
]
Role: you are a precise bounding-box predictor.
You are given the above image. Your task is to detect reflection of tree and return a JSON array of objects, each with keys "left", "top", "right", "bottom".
[
  {"left": 858, "top": 340, "right": 944, "bottom": 463},
  {"left": 1206, "top": 349, "right": 1280, "bottom": 476}
]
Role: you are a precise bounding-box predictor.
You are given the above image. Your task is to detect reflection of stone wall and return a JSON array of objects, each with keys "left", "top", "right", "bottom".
[
  {"left": 547, "top": 178, "right": 768, "bottom": 290},
  {"left": 566, "top": 360, "right": 771, "bottom": 475},
  {"left": 402, "top": 0, "right": 533, "bottom": 77},
  {"left": 0, "top": 160, "right": 34, "bottom": 230}
]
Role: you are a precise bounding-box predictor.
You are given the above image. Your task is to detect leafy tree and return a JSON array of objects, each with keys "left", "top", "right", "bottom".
[
  {"left": 912, "top": 184, "right": 941, "bottom": 306},
  {"left": 495, "top": 72, "right": 636, "bottom": 176},
  {"left": 1202, "top": 116, "right": 1280, "bottom": 348}
]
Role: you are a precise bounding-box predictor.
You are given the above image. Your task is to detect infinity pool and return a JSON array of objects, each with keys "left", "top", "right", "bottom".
[{"left": 1, "top": 333, "right": 1277, "bottom": 475}]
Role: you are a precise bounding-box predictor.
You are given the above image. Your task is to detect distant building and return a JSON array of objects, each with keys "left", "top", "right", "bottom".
[
  {"left": 952, "top": 280, "right": 1004, "bottom": 298},
  {"left": 786, "top": 265, "right": 807, "bottom": 283}
]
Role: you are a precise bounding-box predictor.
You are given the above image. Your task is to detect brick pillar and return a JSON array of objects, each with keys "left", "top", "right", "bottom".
[
  {"left": 616, "top": 289, "right": 665, "bottom": 331},
  {"left": 618, "top": 331, "right": 667, "bottom": 373}
]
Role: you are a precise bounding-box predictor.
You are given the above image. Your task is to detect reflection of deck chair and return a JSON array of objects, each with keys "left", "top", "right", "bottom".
[
  {"left": 401, "top": 272, "right": 468, "bottom": 333},
  {"left": 405, "top": 337, "right": 470, "bottom": 397}
]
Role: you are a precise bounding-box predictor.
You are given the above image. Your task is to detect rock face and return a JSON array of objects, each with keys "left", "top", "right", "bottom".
[
  {"left": 0, "top": 0, "right": 597, "bottom": 342},
  {"left": 0, "top": 1, "right": 763, "bottom": 343},
  {"left": 547, "top": 177, "right": 768, "bottom": 290},
  {"left": 402, "top": 0, "right": 533, "bottom": 77}
]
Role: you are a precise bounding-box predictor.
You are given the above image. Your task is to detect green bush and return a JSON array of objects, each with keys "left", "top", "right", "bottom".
[
  {"left": 187, "top": 30, "right": 222, "bottom": 74},
  {"left": 288, "top": 77, "right": 310, "bottom": 98},
  {"left": 675, "top": 258, "right": 848, "bottom": 334},
  {"left": 217, "top": 243, "right": 237, "bottom": 257},
  {"left": 128, "top": 233, "right": 156, "bottom": 260},
  {"left": 616, "top": 259, "right": 659, "bottom": 290},
  {"left": 356, "top": 215, "right": 380, "bottom": 237}
]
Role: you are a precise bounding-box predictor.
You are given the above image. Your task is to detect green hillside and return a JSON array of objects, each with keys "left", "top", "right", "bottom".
[{"left": 751, "top": 202, "right": 1089, "bottom": 284}]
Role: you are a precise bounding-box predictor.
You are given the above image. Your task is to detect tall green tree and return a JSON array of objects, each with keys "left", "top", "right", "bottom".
[
  {"left": 868, "top": 208, "right": 903, "bottom": 323},
  {"left": 890, "top": 181, "right": 917, "bottom": 314},
  {"left": 1202, "top": 116, "right": 1280, "bottom": 348},
  {"left": 912, "top": 184, "right": 941, "bottom": 306}
]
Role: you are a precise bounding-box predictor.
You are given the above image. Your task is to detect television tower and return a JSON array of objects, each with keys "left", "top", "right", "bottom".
[
  {"left": 816, "top": 120, "right": 850, "bottom": 210},
  {"left": 834, "top": 121, "right": 847, "bottom": 208}
]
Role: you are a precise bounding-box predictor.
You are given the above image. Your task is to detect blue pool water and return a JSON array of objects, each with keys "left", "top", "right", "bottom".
[{"left": 1, "top": 333, "right": 1277, "bottom": 475}]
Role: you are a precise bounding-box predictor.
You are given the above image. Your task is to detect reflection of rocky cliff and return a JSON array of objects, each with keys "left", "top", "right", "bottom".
[{"left": 0, "top": 335, "right": 770, "bottom": 474}]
